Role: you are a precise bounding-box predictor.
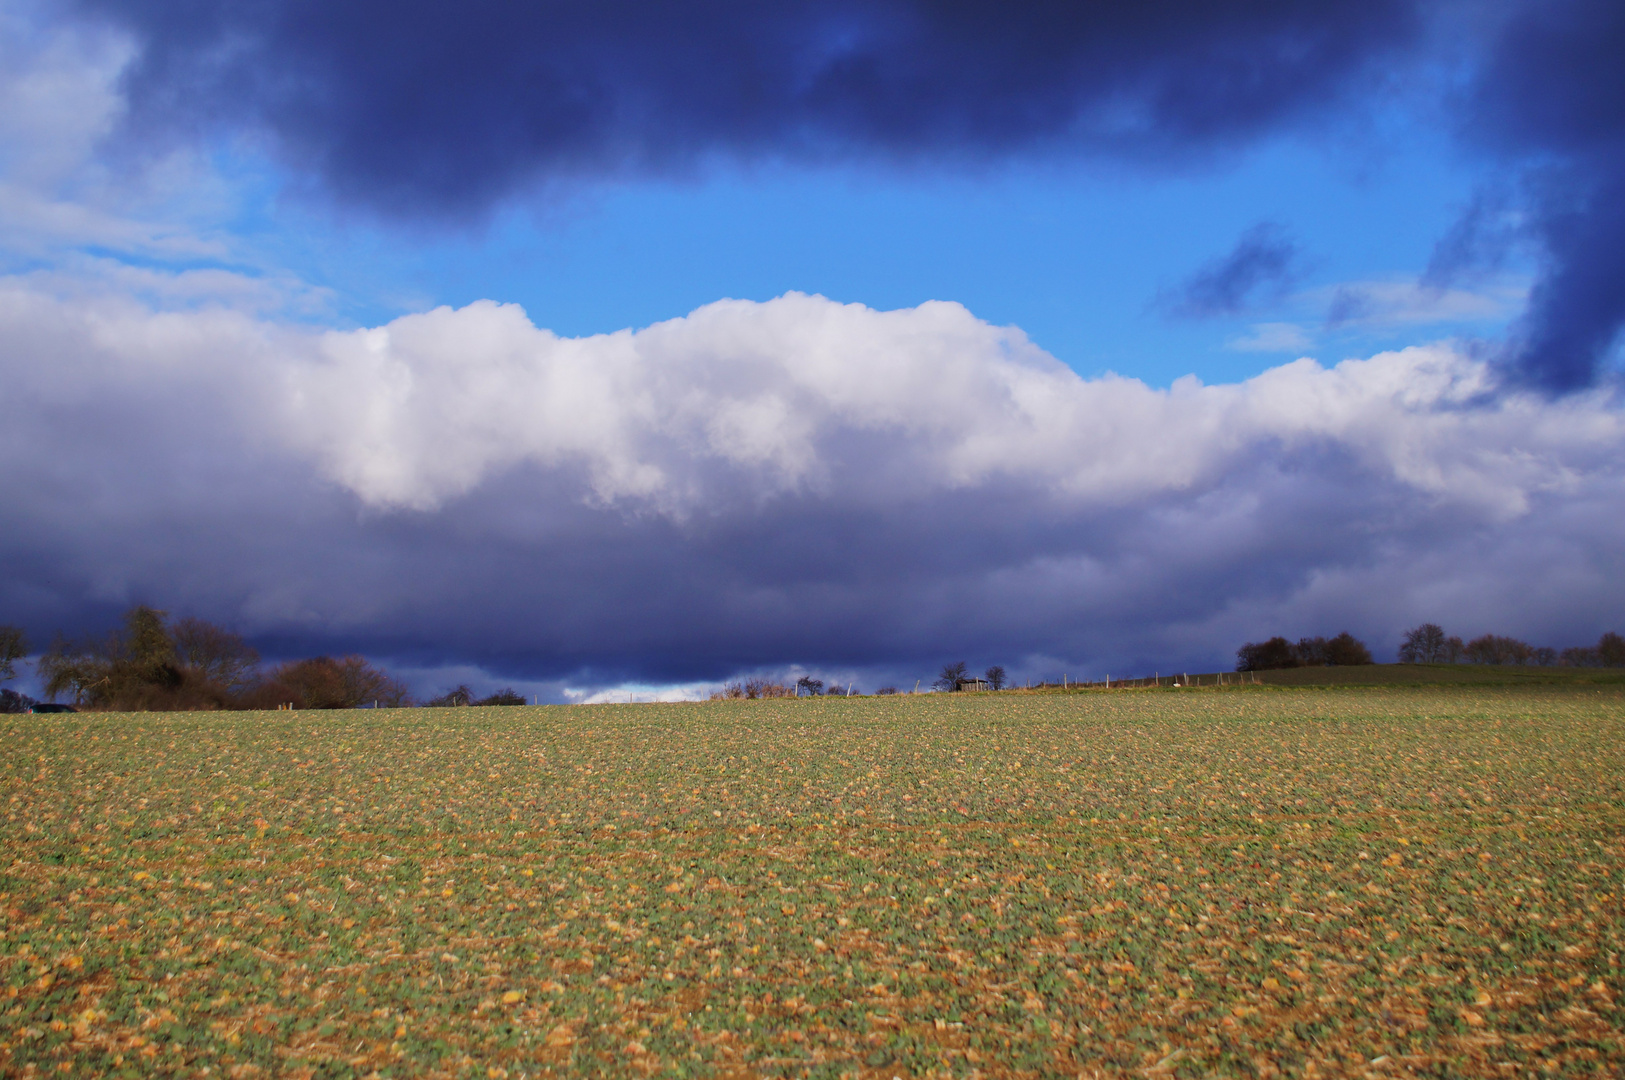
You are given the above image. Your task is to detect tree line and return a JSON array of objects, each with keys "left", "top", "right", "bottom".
[
  {"left": 0, "top": 607, "right": 524, "bottom": 713},
  {"left": 1396, "top": 623, "right": 1625, "bottom": 667},
  {"left": 0, "top": 606, "right": 412, "bottom": 711},
  {"left": 1236, "top": 624, "right": 1625, "bottom": 671},
  {"left": 8, "top": 607, "right": 1619, "bottom": 714},
  {"left": 1235, "top": 633, "right": 1374, "bottom": 671}
]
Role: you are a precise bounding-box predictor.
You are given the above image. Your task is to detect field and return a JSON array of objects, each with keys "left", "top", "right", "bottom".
[
  {"left": 2, "top": 687, "right": 1622, "bottom": 1078},
  {"left": 1080, "top": 665, "right": 1625, "bottom": 689},
  {"left": 1252, "top": 666, "right": 1625, "bottom": 689}
]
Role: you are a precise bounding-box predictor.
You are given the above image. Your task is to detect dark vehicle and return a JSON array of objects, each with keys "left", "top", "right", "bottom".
[{"left": 30, "top": 703, "right": 76, "bottom": 713}]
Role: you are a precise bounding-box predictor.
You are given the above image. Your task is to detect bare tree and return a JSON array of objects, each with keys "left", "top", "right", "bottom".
[
  {"left": 273, "top": 655, "right": 413, "bottom": 709},
  {"left": 1398, "top": 623, "right": 1448, "bottom": 663},
  {"left": 37, "top": 633, "right": 109, "bottom": 706},
  {"left": 1561, "top": 644, "right": 1598, "bottom": 667},
  {"left": 427, "top": 684, "right": 475, "bottom": 707},
  {"left": 172, "top": 617, "right": 260, "bottom": 693},
  {"left": 934, "top": 661, "right": 969, "bottom": 691},
  {"left": 423, "top": 685, "right": 522, "bottom": 706},
  {"left": 1464, "top": 635, "right": 1535, "bottom": 665},
  {"left": 0, "top": 687, "right": 38, "bottom": 714},
  {"left": 1236, "top": 637, "right": 1297, "bottom": 671},
  {"left": 478, "top": 688, "right": 526, "bottom": 706},
  {"left": 1322, "top": 632, "right": 1373, "bottom": 666},
  {"left": 1564, "top": 632, "right": 1625, "bottom": 668},
  {"left": 795, "top": 675, "right": 824, "bottom": 696},
  {"left": 36, "top": 607, "right": 185, "bottom": 708},
  {"left": 984, "top": 665, "right": 1007, "bottom": 691},
  {"left": 710, "top": 679, "right": 796, "bottom": 700},
  {"left": 123, "top": 606, "right": 177, "bottom": 676},
  {"left": 0, "top": 625, "right": 25, "bottom": 683}
]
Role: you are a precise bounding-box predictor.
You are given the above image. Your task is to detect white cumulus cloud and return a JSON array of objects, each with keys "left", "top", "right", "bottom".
[{"left": 273, "top": 292, "right": 1617, "bottom": 522}]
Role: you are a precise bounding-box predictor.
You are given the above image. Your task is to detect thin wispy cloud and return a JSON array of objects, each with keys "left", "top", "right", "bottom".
[
  {"left": 1319, "top": 278, "right": 1527, "bottom": 331},
  {"left": 0, "top": 7, "right": 230, "bottom": 261},
  {"left": 1162, "top": 223, "right": 1304, "bottom": 319},
  {"left": 1226, "top": 322, "right": 1314, "bottom": 353}
]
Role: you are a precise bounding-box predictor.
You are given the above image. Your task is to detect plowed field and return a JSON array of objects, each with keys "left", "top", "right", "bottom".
[{"left": 3, "top": 687, "right": 1622, "bottom": 1077}]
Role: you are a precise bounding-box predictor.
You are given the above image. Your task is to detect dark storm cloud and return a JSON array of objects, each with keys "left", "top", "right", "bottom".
[
  {"left": 1461, "top": 0, "right": 1625, "bottom": 390},
  {"left": 72, "top": 0, "right": 1422, "bottom": 215},
  {"left": 1163, "top": 223, "right": 1302, "bottom": 318}
]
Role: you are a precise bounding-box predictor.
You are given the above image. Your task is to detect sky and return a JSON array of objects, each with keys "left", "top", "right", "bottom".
[{"left": 2, "top": 0, "right": 1623, "bottom": 702}]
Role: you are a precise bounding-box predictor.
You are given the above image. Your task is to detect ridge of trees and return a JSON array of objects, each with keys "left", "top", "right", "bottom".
[
  {"left": 1236, "top": 633, "right": 1374, "bottom": 672},
  {"left": 425, "top": 685, "right": 526, "bottom": 707},
  {"left": 1398, "top": 624, "right": 1624, "bottom": 667},
  {"left": 18, "top": 606, "right": 411, "bottom": 711},
  {"left": 7, "top": 610, "right": 1621, "bottom": 713}
]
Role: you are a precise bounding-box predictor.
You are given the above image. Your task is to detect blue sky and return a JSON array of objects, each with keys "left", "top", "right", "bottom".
[
  {"left": 2, "top": 0, "right": 1622, "bottom": 702},
  {"left": 267, "top": 132, "right": 1513, "bottom": 388}
]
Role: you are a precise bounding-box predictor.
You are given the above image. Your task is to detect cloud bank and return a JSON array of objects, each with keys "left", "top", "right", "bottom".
[
  {"left": 289, "top": 292, "right": 1599, "bottom": 521},
  {"left": 78, "top": 0, "right": 1419, "bottom": 212},
  {"left": 4, "top": 284, "right": 1621, "bottom": 695}
]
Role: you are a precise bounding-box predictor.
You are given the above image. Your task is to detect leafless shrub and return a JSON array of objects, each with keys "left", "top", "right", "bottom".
[
  {"left": 709, "top": 678, "right": 794, "bottom": 700},
  {"left": 270, "top": 655, "right": 413, "bottom": 709}
]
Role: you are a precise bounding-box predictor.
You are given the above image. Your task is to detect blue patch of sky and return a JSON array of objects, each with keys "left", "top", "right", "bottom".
[{"left": 161, "top": 112, "right": 1518, "bottom": 388}]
